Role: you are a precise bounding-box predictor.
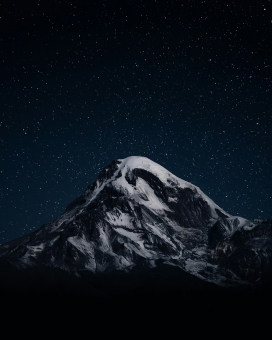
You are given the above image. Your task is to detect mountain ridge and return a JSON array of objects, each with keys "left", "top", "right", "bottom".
[{"left": 0, "top": 156, "right": 271, "bottom": 297}]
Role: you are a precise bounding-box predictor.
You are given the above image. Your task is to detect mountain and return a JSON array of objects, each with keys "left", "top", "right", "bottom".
[{"left": 0, "top": 156, "right": 272, "bottom": 301}]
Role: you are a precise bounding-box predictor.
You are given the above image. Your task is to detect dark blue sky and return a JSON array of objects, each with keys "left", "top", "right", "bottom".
[{"left": 1, "top": 0, "right": 271, "bottom": 243}]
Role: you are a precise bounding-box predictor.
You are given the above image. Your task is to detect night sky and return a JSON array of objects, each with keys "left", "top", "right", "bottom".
[{"left": 1, "top": 0, "right": 271, "bottom": 243}]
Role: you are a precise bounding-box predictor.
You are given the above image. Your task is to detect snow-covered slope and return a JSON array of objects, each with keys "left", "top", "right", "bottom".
[
  {"left": 0, "top": 156, "right": 271, "bottom": 286},
  {"left": 48, "top": 156, "right": 230, "bottom": 233}
]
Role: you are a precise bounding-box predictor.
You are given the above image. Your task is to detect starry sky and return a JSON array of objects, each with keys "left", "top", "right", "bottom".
[{"left": 1, "top": 0, "right": 271, "bottom": 243}]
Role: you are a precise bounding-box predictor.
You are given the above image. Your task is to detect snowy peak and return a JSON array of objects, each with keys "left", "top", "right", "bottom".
[
  {"left": 1, "top": 156, "right": 270, "bottom": 288},
  {"left": 95, "top": 155, "right": 192, "bottom": 187},
  {"left": 116, "top": 156, "right": 196, "bottom": 189},
  {"left": 92, "top": 156, "right": 230, "bottom": 220},
  {"left": 46, "top": 156, "right": 231, "bottom": 240}
]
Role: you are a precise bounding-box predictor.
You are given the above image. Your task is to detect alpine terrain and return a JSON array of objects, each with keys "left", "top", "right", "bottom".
[{"left": 0, "top": 156, "right": 272, "bottom": 304}]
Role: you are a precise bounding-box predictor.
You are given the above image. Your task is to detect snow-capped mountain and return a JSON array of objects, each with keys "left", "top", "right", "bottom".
[{"left": 0, "top": 156, "right": 271, "bottom": 291}]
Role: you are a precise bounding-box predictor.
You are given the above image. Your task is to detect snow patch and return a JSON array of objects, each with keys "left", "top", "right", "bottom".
[
  {"left": 67, "top": 235, "right": 94, "bottom": 256},
  {"left": 114, "top": 227, "right": 143, "bottom": 243}
]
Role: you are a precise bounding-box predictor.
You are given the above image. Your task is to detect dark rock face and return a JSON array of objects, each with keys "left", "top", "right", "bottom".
[
  {"left": 209, "top": 218, "right": 272, "bottom": 282},
  {"left": 0, "top": 156, "right": 271, "bottom": 298}
]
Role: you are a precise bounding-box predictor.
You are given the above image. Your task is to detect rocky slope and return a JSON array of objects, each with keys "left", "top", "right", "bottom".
[{"left": 0, "top": 156, "right": 271, "bottom": 293}]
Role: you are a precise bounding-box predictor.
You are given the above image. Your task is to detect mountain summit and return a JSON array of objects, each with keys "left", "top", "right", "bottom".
[{"left": 1, "top": 156, "right": 272, "bottom": 295}]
